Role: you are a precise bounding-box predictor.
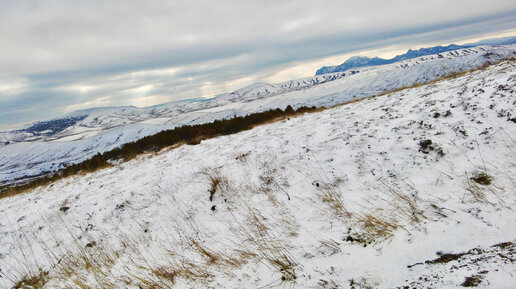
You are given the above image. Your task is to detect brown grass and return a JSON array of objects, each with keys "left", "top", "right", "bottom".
[
  {"left": 4, "top": 219, "right": 219, "bottom": 288},
  {"left": 464, "top": 171, "right": 505, "bottom": 205},
  {"left": 225, "top": 205, "right": 299, "bottom": 282},
  {"left": 12, "top": 270, "right": 48, "bottom": 289},
  {"left": 471, "top": 172, "right": 493, "bottom": 186},
  {"left": 202, "top": 168, "right": 231, "bottom": 202},
  {"left": 354, "top": 212, "right": 401, "bottom": 241},
  {"left": 316, "top": 183, "right": 352, "bottom": 220},
  {"left": 316, "top": 180, "right": 428, "bottom": 243}
]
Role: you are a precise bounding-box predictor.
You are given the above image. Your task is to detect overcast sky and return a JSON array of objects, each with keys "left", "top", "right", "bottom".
[{"left": 1, "top": 0, "right": 515, "bottom": 130}]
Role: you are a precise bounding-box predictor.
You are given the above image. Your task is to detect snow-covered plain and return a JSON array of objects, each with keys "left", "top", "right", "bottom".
[
  {"left": 0, "top": 58, "right": 515, "bottom": 288},
  {"left": 1, "top": 45, "right": 515, "bottom": 186}
]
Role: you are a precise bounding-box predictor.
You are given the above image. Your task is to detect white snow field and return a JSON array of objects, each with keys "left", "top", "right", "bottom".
[
  {"left": 0, "top": 58, "right": 515, "bottom": 288},
  {"left": 1, "top": 45, "right": 516, "bottom": 186}
]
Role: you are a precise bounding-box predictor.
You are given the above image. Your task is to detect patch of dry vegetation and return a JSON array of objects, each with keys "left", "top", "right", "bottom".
[
  {"left": 315, "top": 180, "right": 429, "bottom": 243},
  {"left": 463, "top": 171, "right": 506, "bottom": 206},
  {"left": 225, "top": 205, "right": 299, "bottom": 282}
]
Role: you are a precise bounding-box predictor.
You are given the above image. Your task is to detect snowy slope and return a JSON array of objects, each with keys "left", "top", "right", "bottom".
[
  {"left": 1, "top": 45, "right": 515, "bottom": 186},
  {"left": 1, "top": 59, "right": 515, "bottom": 288}
]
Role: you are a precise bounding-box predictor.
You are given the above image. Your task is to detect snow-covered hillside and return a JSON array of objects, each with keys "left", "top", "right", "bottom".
[
  {"left": 1, "top": 59, "right": 515, "bottom": 288},
  {"left": 1, "top": 45, "right": 515, "bottom": 187}
]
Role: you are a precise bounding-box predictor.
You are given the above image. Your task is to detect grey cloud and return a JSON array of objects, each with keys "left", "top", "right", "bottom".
[
  {"left": 2, "top": 0, "right": 515, "bottom": 76},
  {"left": 0, "top": 0, "right": 515, "bottom": 129}
]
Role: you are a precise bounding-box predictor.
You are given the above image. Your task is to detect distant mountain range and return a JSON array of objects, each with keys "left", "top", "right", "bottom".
[{"left": 315, "top": 36, "right": 516, "bottom": 75}]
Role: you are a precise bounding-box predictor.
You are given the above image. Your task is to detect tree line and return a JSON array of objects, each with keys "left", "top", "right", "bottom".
[{"left": 0, "top": 105, "right": 318, "bottom": 198}]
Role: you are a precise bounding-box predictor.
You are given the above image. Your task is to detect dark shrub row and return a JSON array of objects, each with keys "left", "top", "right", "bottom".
[{"left": 1, "top": 105, "right": 318, "bottom": 198}]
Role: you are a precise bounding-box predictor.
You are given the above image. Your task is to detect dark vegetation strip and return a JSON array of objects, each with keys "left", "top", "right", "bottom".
[{"left": 0, "top": 105, "right": 318, "bottom": 199}]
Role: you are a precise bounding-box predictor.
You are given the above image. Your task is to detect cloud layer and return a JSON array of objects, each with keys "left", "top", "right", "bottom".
[{"left": 1, "top": 0, "right": 515, "bottom": 129}]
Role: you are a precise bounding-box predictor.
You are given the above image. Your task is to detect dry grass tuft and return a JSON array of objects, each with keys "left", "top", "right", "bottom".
[
  {"left": 188, "top": 238, "right": 247, "bottom": 269},
  {"left": 464, "top": 171, "right": 505, "bottom": 205},
  {"left": 316, "top": 180, "right": 428, "bottom": 243},
  {"left": 351, "top": 184, "right": 427, "bottom": 242},
  {"left": 318, "top": 239, "right": 342, "bottom": 256},
  {"left": 316, "top": 184, "right": 352, "bottom": 220},
  {"left": 226, "top": 205, "right": 299, "bottom": 282},
  {"left": 471, "top": 172, "right": 493, "bottom": 186},
  {"left": 354, "top": 212, "right": 401, "bottom": 242},
  {"left": 12, "top": 270, "right": 48, "bottom": 289},
  {"left": 202, "top": 168, "right": 230, "bottom": 202},
  {"left": 150, "top": 266, "right": 178, "bottom": 285}
]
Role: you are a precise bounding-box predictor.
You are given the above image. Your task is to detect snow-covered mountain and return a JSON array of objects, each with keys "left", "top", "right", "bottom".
[
  {"left": 1, "top": 45, "right": 515, "bottom": 187},
  {"left": 1, "top": 58, "right": 515, "bottom": 288},
  {"left": 315, "top": 36, "right": 516, "bottom": 75},
  {"left": 315, "top": 44, "right": 468, "bottom": 75}
]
